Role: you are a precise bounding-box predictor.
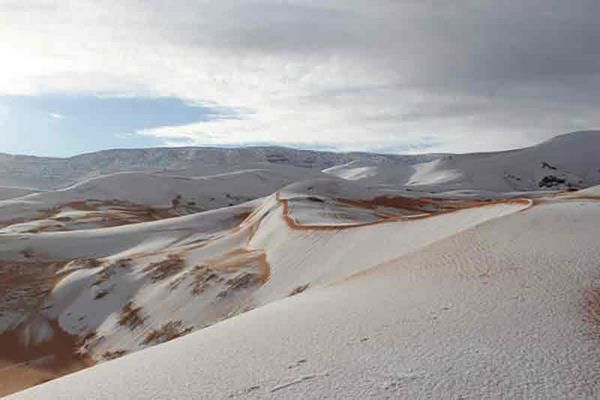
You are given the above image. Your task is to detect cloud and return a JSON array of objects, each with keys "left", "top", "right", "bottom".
[
  {"left": 49, "top": 112, "right": 65, "bottom": 119},
  {"left": 2, "top": 0, "right": 600, "bottom": 153}
]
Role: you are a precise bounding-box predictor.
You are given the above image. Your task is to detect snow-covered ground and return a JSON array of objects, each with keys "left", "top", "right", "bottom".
[
  {"left": 324, "top": 131, "right": 600, "bottom": 192},
  {"left": 0, "top": 187, "right": 40, "bottom": 201},
  {"left": 8, "top": 190, "right": 600, "bottom": 399},
  {"left": 0, "top": 165, "right": 325, "bottom": 232},
  {"left": 2, "top": 131, "right": 600, "bottom": 398}
]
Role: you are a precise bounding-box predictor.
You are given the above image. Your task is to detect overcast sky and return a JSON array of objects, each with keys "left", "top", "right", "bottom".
[{"left": 1, "top": 0, "right": 600, "bottom": 156}]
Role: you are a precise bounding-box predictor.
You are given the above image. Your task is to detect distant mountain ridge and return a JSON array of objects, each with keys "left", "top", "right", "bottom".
[
  {"left": 0, "top": 146, "right": 438, "bottom": 190},
  {"left": 1, "top": 130, "right": 599, "bottom": 192}
]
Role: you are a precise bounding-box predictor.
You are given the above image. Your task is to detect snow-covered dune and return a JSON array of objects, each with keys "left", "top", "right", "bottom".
[
  {"left": 0, "top": 166, "right": 326, "bottom": 231},
  {"left": 2, "top": 131, "right": 600, "bottom": 398},
  {"left": 0, "top": 187, "right": 40, "bottom": 201},
  {"left": 0, "top": 147, "right": 426, "bottom": 190},
  {"left": 324, "top": 131, "right": 600, "bottom": 192},
  {"left": 9, "top": 194, "right": 600, "bottom": 399},
  {"left": 0, "top": 179, "right": 530, "bottom": 385}
]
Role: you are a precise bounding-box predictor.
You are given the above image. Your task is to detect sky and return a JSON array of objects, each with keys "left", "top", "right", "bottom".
[{"left": 1, "top": 0, "right": 600, "bottom": 157}]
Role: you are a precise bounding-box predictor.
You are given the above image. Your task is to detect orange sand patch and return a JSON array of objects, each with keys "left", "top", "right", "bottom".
[
  {"left": 205, "top": 248, "right": 269, "bottom": 278},
  {"left": 567, "top": 195, "right": 600, "bottom": 201},
  {"left": 277, "top": 192, "right": 532, "bottom": 231},
  {"left": 0, "top": 319, "right": 94, "bottom": 397},
  {"left": 584, "top": 282, "right": 600, "bottom": 337},
  {"left": 0, "top": 260, "right": 95, "bottom": 395},
  {"left": 1, "top": 200, "right": 184, "bottom": 233}
]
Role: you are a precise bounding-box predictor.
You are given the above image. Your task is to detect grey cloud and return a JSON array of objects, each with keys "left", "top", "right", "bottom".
[{"left": 3, "top": 0, "right": 600, "bottom": 151}]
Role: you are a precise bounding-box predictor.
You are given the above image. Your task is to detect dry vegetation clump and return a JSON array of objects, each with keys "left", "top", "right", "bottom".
[
  {"left": 81, "top": 258, "right": 103, "bottom": 269},
  {"left": 93, "top": 288, "right": 111, "bottom": 300},
  {"left": 75, "top": 331, "right": 97, "bottom": 351},
  {"left": 289, "top": 283, "right": 310, "bottom": 297},
  {"left": 91, "top": 258, "right": 132, "bottom": 287},
  {"left": 118, "top": 302, "right": 145, "bottom": 330},
  {"left": 20, "top": 247, "right": 35, "bottom": 259},
  {"left": 217, "top": 271, "right": 261, "bottom": 299},
  {"left": 142, "top": 321, "right": 192, "bottom": 345},
  {"left": 0, "top": 261, "right": 62, "bottom": 319},
  {"left": 227, "top": 271, "right": 261, "bottom": 290},
  {"left": 191, "top": 264, "right": 223, "bottom": 294},
  {"left": 38, "top": 206, "right": 61, "bottom": 219},
  {"left": 102, "top": 349, "right": 127, "bottom": 360},
  {"left": 168, "top": 274, "right": 187, "bottom": 291},
  {"left": 143, "top": 254, "right": 185, "bottom": 282}
]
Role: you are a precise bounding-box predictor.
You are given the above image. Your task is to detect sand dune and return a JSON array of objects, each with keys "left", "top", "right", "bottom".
[{"left": 2, "top": 131, "right": 600, "bottom": 398}]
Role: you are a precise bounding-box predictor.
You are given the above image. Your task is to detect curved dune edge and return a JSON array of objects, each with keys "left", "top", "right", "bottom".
[{"left": 277, "top": 191, "right": 533, "bottom": 230}]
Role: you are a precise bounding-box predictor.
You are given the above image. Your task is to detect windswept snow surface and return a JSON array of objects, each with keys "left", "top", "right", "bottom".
[
  {"left": 2, "top": 131, "right": 600, "bottom": 398},
  {"left": 8, "top": 195, "right": 600, "bottom": 399}
]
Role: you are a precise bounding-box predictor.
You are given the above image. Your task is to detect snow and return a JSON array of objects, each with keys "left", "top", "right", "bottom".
[
  {"left": 565, "top": 184, "right": 600, "bottom": 197},
  {"left": 0, "top": 147, "right": 422, "bottom": 190},
  {"left": 323, "top": 130, "right": 600, "bottom": 192},
  {"left": 3, "top": 131, "right": 600, "bottom": 398},
  {"left": 0, "top": 166, "right": 325, "bottom": 227},
  {"left": 9, "top": 196, "right": 600, "bottom": 399},
  {"left": 0, "top": 187, "right": 40, "bottom": 201}
]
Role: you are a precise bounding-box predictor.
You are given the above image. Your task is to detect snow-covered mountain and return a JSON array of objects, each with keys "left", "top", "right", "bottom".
[
  {"left": 0, "top": 146, "right": 434, "bottom": 190},
  {"left": 325, "top": 130, "right": 600, "bottom": 192},
  {"left": 1, "top": 130, "right": 600, "bottom": 398},
  {"left": 2, "top": 131, "right": 599, "bottom": 194}
]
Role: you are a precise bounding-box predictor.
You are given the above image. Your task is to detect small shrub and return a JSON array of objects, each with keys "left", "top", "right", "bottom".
[
  {"left": 289, "top": 283, "right": 310, "bottom": 297},
  {"left": 171, "top": 194, "right": 182, "bottom": 208},
  {"left": 191, "top": 265, "right": 222, "bottom": 295},
  {"left": 216, "top": 271, "right": 261, "bottom": 299},
  {"left": 21, "top": 247, "right": 35, "bottom": 259},
  {"left": 91, "top": 258, "right": 131, "bottom": 287},
  {"left": 94, "top": 288, "right": 110, "bottom": 299},
  {"left": 118, "top": 301, "right": 145, "bottom": 330},
  {"left": 142, "top": 321, "right": 192, "bottom": 345},
  {"left": 102, "top": 349, "right": 127, "bottom": 360},
  {"left": 143, "top": 254, "right": 184, "bottom": 282}
]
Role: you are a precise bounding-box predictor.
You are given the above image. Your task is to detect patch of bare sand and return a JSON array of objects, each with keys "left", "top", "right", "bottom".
[
  {"left": 278, "top": 192, "right": 532, "bottom": 231},
  {"left": 584, "top": 280, "right": 600, "bottom": 338},
  {"left": 206, "top": 249, "right": 269, "bottom": 280},
  {"left": 1, "top": 200, "right": 188, "bottom": 233},
  {"left": 0, "top": 260, "right": 96, "bottom": 396},
  {"left": 0, "top": 319, "right": 93, "bottom": 397}
]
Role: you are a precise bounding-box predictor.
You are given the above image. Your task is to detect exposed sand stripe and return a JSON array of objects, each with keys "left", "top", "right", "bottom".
[{"left": 277, "top": 192, "right": 533, "bottom": 231}]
